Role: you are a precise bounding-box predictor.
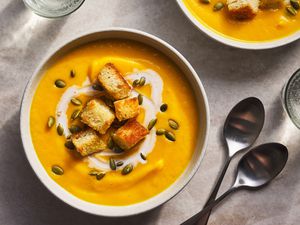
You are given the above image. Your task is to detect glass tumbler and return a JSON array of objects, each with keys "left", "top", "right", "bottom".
[
  {"left": 23, "top": 0, "right": 85, "bottom": 18},
  {"left": 282, "top": 68, "right": 300, "bottom": 129}
]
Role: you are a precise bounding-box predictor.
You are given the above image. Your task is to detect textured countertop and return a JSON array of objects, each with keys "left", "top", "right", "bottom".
[{"left": 1, "top": 0, "right": 300, "bottom": 224}]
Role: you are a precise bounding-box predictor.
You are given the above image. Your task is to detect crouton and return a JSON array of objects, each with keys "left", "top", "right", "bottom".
[
  {"left": 259, "top": 0, "right": 282, "bottom": 9},
  {"left": 112, "top": 119, "right": 149, "bottom": 150},
  {"left": 98, "top": 63, "right": 131, "bottom": 100},
  {"left": 227, "top": 0, "right": 259, "bottom": 19},
  {"left": 71, "top": 128, "right": 107, "bottom": 156},
  {"left": 114, "top": 97, "right": 140, "bottom": 121},
  {"left": 80, "top": 99, "right": 115, "bottom": 134}
]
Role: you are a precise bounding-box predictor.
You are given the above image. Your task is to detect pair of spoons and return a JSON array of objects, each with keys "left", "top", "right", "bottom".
[{"left": 182, "top": 97, "right": 288, "bottom": 225}]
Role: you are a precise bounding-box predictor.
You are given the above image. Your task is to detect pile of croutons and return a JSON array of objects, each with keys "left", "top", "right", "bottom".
[{"left": 71, "top": 63, "right": 149, "bottom": 157}]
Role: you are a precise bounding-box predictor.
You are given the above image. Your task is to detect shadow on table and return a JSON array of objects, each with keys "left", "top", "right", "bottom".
[{"left": 0, "top": 112, "right": 161, "bottom": 225}]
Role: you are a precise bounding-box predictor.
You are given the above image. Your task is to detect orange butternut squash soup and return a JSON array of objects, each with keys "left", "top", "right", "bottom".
[
  {"left": 30, "top": 39, "right": 199, "bottom": 206},
  {"left": 183, "top": 0, "right": 300, "bottom": 42}
]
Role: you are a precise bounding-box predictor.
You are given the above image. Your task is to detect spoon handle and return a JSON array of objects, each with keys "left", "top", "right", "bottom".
[{"left": 181, "top": 158, "right": 231, "bottom": 225}]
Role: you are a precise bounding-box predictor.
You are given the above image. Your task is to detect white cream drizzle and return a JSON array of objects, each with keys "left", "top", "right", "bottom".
[{"left": 55, "top": 69, "right": 163, "bottom": 171}]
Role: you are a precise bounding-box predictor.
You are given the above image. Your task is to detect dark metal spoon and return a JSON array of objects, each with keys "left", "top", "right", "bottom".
[
  {"left": 182, "top": 143, "right": 288, "bottom": 225},
  {"left": 183, "top": 97, "right": 265, "bottom": 225}
]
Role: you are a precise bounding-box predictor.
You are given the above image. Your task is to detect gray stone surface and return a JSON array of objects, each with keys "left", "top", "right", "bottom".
[{"left": 0, "top": 0, "right": 300, "bottom": 224}]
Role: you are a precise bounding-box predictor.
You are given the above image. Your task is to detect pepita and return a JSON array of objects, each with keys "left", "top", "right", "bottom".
[
  {"left": 148, "top": 118, "right": 157, "bottom": 130},
  {"left": 286, "top": 5, "right": 297, "bottom": 15},
  {"left": 213, "top": 2, "right": 224, "bottom": 11},
  {"left": 52, "top": 165, "right": 64, "bottom": 175},
  {"left": 165, "top": 130, "right": 176, "bottom": 142},
  {"left": 140, "top": 153, "right": 147, "bottom": 160},
  {"left": 69, "top": 125, "right": 82, "bottom": 134},
  {"left": 168, "top": 119, "right": 179, "bottom": 130},
  {"left": 138, "top": 94, "right": 143, "bottom": 105},
  {"left": 139, "top": 77, "right": 146, "bottom": 86},
  {"left": 88, "top": 169, "right": 99, "bottom": 176},
  {"left": 107, "top": 138, "right": 114, "bottom": 149},
  {"left": 70, "top": 70, "right": 76, "bottom": 78},
  {"left": 160, "top": 103, "right": 168, "bottom": 112},
  {"left": 55, "top": 79, "right": 66, "bottom": 88},
  {"left": 92, "top": 83, "right": 104, "bottom": 91},
  {"left": 71, "top": 109, "right": 81, "bottom": 120},
  {"left": 57, "top": 124, "right": 64, "bottom": 136},
  {"left": 64, "top": 140, "right": 75, "bottom": 150},
  {"left": 122, "top": 164, "right": 133, "bottom": 175},
  {"left": 71, "top": 98, "right": 82, "bottom": 106},
  {"left": 156, "top": 129, "right": 165, "bottom": 136},
  {"left": 109, "top": 158, "right": 116, "bottom": 170},
  {"left": 116, "top": 161, "right": 124, "bottom": 167},
  {"left": 96, "top": 172, "right": 106, "bottom": 180},
  {"left": 291, "top": 0, "right": 300, "bottom": 9},
  {"left": 132, "top": 79, "right": 140, "bottom": 87},
  {"left": 47, "top": 116, "right": 55, "bottom": 128}
]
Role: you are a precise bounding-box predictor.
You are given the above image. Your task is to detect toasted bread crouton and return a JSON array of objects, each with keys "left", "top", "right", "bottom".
[
  {"left": 80, "top": 99, "right": 115, "bottom": 134},
  {"left": 98, "top": 63, "right": 131, "bottom": 100},
  {"left": 227, "top": 0, "right": 259, "bottom": 19},
  {"left": 112, "top": 119, "right": 149, "bottom": 150},
  {"left": 71, "top": 128, "right": 107, "bottom": 156},
  {"left": 114, "top": 97, "right": 140, "bottom": 121},
  {"left": 259, "top": 0, "right": 282, "bottom": 9}
]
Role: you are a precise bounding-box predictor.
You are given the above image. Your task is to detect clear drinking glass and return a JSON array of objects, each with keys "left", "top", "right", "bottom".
[
  {"left": 281, "top": 68, "right": 300, "bottom": 129},
  {"left": 23, "top": 0, "right": 85, "bottom": 18}
]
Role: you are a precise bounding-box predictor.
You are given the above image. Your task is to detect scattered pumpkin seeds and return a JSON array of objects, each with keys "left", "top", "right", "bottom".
[
  {"left": 140, "top": 153, "right": 147, "bottom": 160},
  {"left": 201, "top": 0, "right": 210, "bottom": 3},
  {"left": 213, "top": 2, "right": 224, "bottom": 11},
  {"left": 47, "top": 116, "right": 55, "bottom": 128},
  {"left": 148, "top": 118, "right": 157, "bottom": 130},
  {"left": 138, "top": 94, "right": 143, "bottom": 105},
  {"left": 165, "top": 130, "right": 176, "bottom": 142},
  {"left": 156, "top": 129, "right": 166, "bottom": 136},
  {"left": 168, "top": 119, "right": 179, "bottom": 130},
  {"left": 69, "top": 125, "right": 82, "bottom": 134},
  {"left": 64, "top": 140, "right": 75, "bottom": 150},
  {"left": 96, "top": 172, "right": 106, "bottom": 180},
  {"left": 55, "top": 79, "right": 66, "bottom": 88},
  {"left": 286, "top": 5, "right": 297, "bottom": 15},
  {"left": 291, "top": 0, "right": 300, "bottom": 9},
  {"left": 160, "top": 103, "right": 168, "bottom": 112},
  {"left": 71, "top": 109, "right": 81, "bottom": 120},
  {"left": 132, "top": 79, "right": 140, "bottom": 87},
  {"left": 116, "top": 161, "right": 124, "bottom": 167},
  {"left": 71, "top": 98, "right": 82, "bottom": 106},
  {"left": 88, "top": 169, "right": 100, "bottom": 176},
  {"left": 122, "top": 164, "right": 133, "bottom": 175},
  {"left": 109, "top": 158, "right": 116, "bottom": 170},
  {"left": 52, "top": 165, "right": 64, "bottom": 175},
  {"left": 92, "top": 83, "right": 104, "bottom": 91},
  {"left": 139, "top": 77, "right": 146, "bottom": 86},
  {"left": 70, "top": 70, "right": 76, "bottom": 78},
  {"left": 57, "top": 124, "right": 64, "bottom": 136}
]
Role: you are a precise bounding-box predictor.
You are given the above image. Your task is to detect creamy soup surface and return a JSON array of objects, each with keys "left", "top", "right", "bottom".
[{"left": 30, "top": 39, "right": 199, "bottom": 205}]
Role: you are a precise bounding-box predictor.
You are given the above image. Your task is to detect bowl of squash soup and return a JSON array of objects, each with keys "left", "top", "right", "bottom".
[
  {"left": 177, "top": 0, "right": 300, "bottom": 49},
  {"left": 20, "top": 28, "right": 209, "bottom": 216}
]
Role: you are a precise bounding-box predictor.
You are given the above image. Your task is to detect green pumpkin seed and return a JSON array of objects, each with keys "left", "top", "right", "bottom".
[
  {"left": 52, "top": 165, "right": 64, "bottom": 175},
  {"left": 88, "top": 169, "right": 100, "bottom": 176},
  {"left": 57, "top": 124, "right": 64, "bottom": 136},
  {"left": 71, "top": 109, "right": 81, "bottom": 120},
  {"left": 71, "top": 98, "right": 82, "bottom": 106},
  {"left": 47, "top": 116, "right": 55, "bottom": 128},
  {"left": 132, "top": 79, "right": 140, "bottom": 87},
  {"left": 139, "top": 77, "right": 146, "bottom": 86},
  {"left": 286, "top": 5, "right": 297, "bottom": 15},
  {"left": 213, "top": 2, "right": 224, "bottom": 11},
  {"left": 291, "top": 0, "right": 300, "bottom": 9},
  {"left": 109, "top": 158, "right": 116, "bottom": 170},
  {"left": 168, "top": 119, "right": 179, "bottom": 130},
  {"left": 96, "top": 172, "right": 106, "bottom": 180},
  {"left": 160, "top": 103, "right": 168, "bottom": 112},
  {"left": 113, "top": 145, "right": 125, "bottom": 153},
  {"left": 107, "top": 138, "right": 114, "bottom": 149},
  {"left": 116, "top": 161, "right": 124, "bottom": 167},
  {"left": 138, "top": 94, "right": 143, "bottom": 105},
  {"left": 201, "top": 0, "right": 210, "bottom": 3},
  {"left": 122, "top": 164, "right": 133, "bottom": 175},
  {"left": 148, "top": 118, "right": 157, "bottom": 130},
  {"left": 64, "top": 140, "right": 75, "bottom": 150},
  {"left": 70, "top": 70, "right": 76, "bottom": 78},
  {"left": 156, "top": 129, "right": 166, "bottom": 136},
  {"left": 92, "top": 83, "right": 104, "bottom": 91},
  {"left": 140, "top": 153, "right": 147, "bottom": 160},
  {"left": 165, "top": 130, "right": 176, "bottom": 142},
  {"left": 69, "top": 125, "right": 82, "bottom": 134},
  {"left": 55, "top": 79, "right": 66, "bottom": 88}
]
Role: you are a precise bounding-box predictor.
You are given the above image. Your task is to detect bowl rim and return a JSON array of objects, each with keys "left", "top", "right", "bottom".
[
  {"left": 176, "top": 0, "right": 300, "bottom": 50},
  {"left": 20, "top": 27, "right": 210, "bottom": 217}
]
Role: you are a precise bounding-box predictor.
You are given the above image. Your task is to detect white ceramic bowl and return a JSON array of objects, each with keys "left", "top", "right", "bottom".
[
  {"left": 176, "top": 0, "right": 300, "bottom": 49},
  {"left": 20, "top": 28, "right": 210, "bottom": 217}
]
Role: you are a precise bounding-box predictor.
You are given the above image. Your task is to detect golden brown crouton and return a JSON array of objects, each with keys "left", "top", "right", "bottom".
[
  {"left": 98, "top": 63, "right": 131, "bottom": 100},
  {"left": 227, "top": 0, "right": 259, "bottom": 19},
  {"left": 112, "top": 119, "right": 149, "bottom": 150},
  {"left": 71, "top": 128, "right": 107, "bottom": 156},
  {"left": 259, "top": 0, "right": 282, "bottom": 9},
  {"left": 80, "top": 99, "right": 115, "bottom": 134},
  {"left": 114, "top": 97, "right": 140, "bottom": 121}
]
